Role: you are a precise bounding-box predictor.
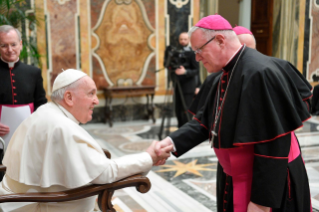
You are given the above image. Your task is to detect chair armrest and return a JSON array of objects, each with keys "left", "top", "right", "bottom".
[
  {"left": 103, "top": 148, "right": 111, "bottom": 159},
  {"left": 0, "top": 174, "right": 151, "bottom": 212},
  {"left": 0, "top": 164, "right": 6, "bottom": 173}
]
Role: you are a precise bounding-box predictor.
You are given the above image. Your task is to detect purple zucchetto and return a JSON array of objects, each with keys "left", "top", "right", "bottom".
[
  {"left": 195, "top": 15, "right": 233, "bottom": 30},
  {"left": 233, "top": 26, "right": 253, "bottom": 35}
]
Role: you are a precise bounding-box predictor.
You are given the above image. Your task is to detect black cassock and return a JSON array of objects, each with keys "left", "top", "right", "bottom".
[
  {"left": 0, "top": 59, "right": 47, "bottom": 109},
  {"left": 170, "top": 46, "right": 313, "bottom": 211}
]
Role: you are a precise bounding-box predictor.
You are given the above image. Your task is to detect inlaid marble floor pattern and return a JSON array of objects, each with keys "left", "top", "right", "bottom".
[{"left": 83, "top": 116, "right": 319, "bottom": 212}]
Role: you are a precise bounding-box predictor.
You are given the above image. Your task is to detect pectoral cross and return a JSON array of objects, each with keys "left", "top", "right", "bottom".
[{"left": 210, "top": 131, "right": 217, "bottom": 148}]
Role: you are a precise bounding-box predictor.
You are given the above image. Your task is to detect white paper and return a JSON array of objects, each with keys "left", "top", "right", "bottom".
[{"left": 0, "top": 105, "right": 31, "bottom": 149}]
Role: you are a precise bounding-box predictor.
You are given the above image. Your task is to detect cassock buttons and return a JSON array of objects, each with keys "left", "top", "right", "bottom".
[
  {"left": 11, "top": 73, "right": 15, "bottom": 76},
  {"left": 14, "top": 100, "right": 17, "bottom": 103},
  {"left": 12, "top": 80, "right": 15, "bottom": 82},
  {"left": 14, "top": 93, "right": 17, "bottom": 96},
  {"left": 13, "top": 86, "right": 16, "bottom": 89}
]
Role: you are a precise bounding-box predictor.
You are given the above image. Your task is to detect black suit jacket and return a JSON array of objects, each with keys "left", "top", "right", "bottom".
[
  {"left": 164, "top": 45, "right": 199, "bottom": 94},
  {"left": 312, "top": 84, "right": 319, "bottom": 115},
  {"left": 0, "top": 59, "right": 47, "bottom": 110}
]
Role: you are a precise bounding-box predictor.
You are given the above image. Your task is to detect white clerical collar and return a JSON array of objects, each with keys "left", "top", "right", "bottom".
[
  {"left": 183, "top": 46, "right": 191, "bottom": 51},
  {"left": 1, "top": 57, "right": 19, "bottom": 68},
  {"left": 224, "top": 45, "right": 243, "bottom": 67},
  {"left": 55, "top": 103, "right": 80, "bottom": 124}
]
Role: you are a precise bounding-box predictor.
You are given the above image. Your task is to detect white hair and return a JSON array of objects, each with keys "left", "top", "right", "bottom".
[
  {"left": 51, "top": 78, "right": 84, "bottom": 102},
  {"left": 0, "top": 25, "right": 22, "bottom": 41},
  {"left": 188, "top": 26, "right": 237, "bottom": 41}
]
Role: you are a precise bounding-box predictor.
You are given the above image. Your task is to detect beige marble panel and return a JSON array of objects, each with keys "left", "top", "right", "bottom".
[
  {"left": 93, "top": 0, "right": 153, "bottom": 86},
  {"left": 35, "top": 0, "right": 48, "bottom": 96},
  {"left": 47, "top": 0, "right": 78, "bottom": 87},
  {"left": 193, "top": 0, "right": 200, "bottom": 24},
  {"left": 308, "top": 1, "right": 319, "bottom": 81},
  {"left": 80, "top": 0, "right": 91, "bottom": 75},
  {"left": 297, "top": 0, "right": 306, "bottom": 73},
  {"left": 156, "top": 0, "right": 166, "bottom": 95}
]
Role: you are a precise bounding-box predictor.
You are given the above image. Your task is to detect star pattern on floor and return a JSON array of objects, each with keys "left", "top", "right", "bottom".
[{"left": 156, "top": 159, "right": 216, "bottom": 178}]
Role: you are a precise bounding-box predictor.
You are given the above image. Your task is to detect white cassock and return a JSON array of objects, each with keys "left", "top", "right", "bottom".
[{"left": 0, "top": 102, "right": 153, "bottom": 212}]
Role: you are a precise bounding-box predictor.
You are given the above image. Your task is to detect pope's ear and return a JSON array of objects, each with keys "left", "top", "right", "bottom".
[{"left": 63, "top": 91, "right": 74, "bottom": 106}]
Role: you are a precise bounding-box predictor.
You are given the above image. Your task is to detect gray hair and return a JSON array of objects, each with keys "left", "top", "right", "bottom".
[
  {"left": 188, "top": 26, "right": 237, "bottom": 41},
  {"left": 0, "top": 25, "right": 22, "bottom": 41},
  {"left": 51, "top": 78, "right": 84, "bottom": 102}
]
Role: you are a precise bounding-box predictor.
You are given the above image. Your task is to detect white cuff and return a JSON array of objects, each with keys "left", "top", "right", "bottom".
[{"left": 166, "top": 136, "right": 176, "bottom": 152}]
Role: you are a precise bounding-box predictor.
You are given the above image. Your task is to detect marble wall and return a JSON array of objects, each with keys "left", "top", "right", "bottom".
[
  {"left": 271, "top": 0, "right": 319, "bottom": 84},
  {"left": 32, "top": 0, "right": 319, "bottom": 116},
  {"left": 31, "top": 0, "right": 199, "bottom": 121},
  {"left": 272, "top": 0, "right": 300, "bottom": 66},
  {"left": 307, "top": 0, "right": 319, "bottom": 83},
  {"left": 91, "top": 0, "right": 156, "bottom": 88},
  {"left": 35, "top": 0, "right": 200, "bottom": 98}
]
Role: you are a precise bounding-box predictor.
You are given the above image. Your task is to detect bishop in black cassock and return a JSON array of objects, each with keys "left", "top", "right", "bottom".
[
  {"left": 0, "top": 26, "right": 47, "bottom": 181},
  {"left": 159, "top": 15, "right": 313, "bottom": 212}
]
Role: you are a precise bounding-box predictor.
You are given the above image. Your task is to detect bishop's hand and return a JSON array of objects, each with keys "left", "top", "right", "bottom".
[{"left": 0, "top": 123, "right": 9, "bottom": 136}]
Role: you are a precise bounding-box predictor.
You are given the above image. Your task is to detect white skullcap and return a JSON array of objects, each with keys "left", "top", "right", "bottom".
[{"left": 52, "top": 69, "right": 87, "bottom": 92}]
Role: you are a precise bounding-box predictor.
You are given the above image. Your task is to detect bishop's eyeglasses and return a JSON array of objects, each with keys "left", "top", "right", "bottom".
[{"left": 193, "top": 36, "right": 215, "bottom": 54}]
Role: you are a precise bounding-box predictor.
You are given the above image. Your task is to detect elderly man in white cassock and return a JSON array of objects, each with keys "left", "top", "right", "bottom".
[{"left": 0, "top": 69, "right": 172, "bottom": 212}]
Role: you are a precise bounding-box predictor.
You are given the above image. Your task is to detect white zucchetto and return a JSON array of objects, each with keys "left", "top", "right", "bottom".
[{"left": 52, "top": 69, "right": 87, "bottom": 92}]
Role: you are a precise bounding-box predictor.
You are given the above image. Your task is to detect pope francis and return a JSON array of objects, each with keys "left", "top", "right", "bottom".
[{"left": 0, "top": 69, "right": 171, "bottom": 212}]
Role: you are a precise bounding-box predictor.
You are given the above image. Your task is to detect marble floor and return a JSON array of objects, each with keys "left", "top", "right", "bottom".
[{"left": 82, "top": 115, "right": 319, "bottom": 212}]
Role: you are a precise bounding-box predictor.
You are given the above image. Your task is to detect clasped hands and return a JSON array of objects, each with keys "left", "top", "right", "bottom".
[{"left": 146, "top": 137, "right": 174, "bottom": 166}]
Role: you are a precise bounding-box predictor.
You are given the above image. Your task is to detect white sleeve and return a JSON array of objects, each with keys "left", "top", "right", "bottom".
[{"left": 91, "top": 152, "right": 153, "bottom": 184}]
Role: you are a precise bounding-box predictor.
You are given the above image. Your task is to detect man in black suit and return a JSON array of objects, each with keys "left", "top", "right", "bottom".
[
  {"left": 312, "top": 83, "right": 319, "bottom": 115},
  {"left": 164, "top": 32, "right": 199, "bottom": 128}
]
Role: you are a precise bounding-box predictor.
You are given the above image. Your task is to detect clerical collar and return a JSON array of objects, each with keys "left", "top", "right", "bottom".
[
  {"left": 222, "top": 45, "right": 244, "bottom": 72},
  {"left": 1, "top": 57, "right": 19, "bottom": 68},
  {"left": 55, "top": 103, "right": 80, "bottom": 124},
  {"left": 183, "top": 46, "right": 191, "bottom": 51}
]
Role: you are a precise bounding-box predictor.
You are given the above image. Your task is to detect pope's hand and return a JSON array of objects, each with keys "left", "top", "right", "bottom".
[
  {"left": 0, "top": 123, "right": 9, "bottom": 136},
  {"left": 146, "top": 140, "right": 173, "bottom": 166}
]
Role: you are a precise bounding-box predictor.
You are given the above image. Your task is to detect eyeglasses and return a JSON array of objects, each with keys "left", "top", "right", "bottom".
[{"left": 193, "top": 36, "right": 215, "bottom": 54}]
